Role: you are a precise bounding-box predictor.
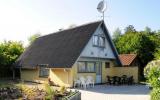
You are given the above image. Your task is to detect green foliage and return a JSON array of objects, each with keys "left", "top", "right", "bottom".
[
  {"left": 124, "top": 25, "right": 136, "bottom": 34},
  {"left": 154, "top": 49, "right": 160, "bottom": 60},
  {"left": 0, "top": 41, "right": 24, "bottom": 77},
  {"left": 16, "top": 84, "right": 37, "bottom": 99},
  {"left": 28, "top": 33, "right": 41, "bottom": 44},
  {"left": 113, "top": 25, "right": 160, "bottom": 66},
  {"left": 153, "top": 32, "right": 160, "bottom": 60},
  {"left": 112, "top": 28, "right": 121, "bottom": 42},
  {"left": 59, "top": 86, "right": 67, "bottom": 94},
  {"left": 146, "top": 67, "right": 160, "bottom": 88},
  {"left": 144, "top": 26, "right": 152, "bottom": 34},
  {"left": 44, "top": 83, "right": 54, "bottom": 100},
  {"left": 151, "top": 88, "right": 160, "bottom": 100},
  {"left": 144, "top": 60, "right": 160, "bottom": 100},
  {"left": 0, "top": 41, "right": 24, "bottom": 67},
  {"left": 114, "top": 32, "right": 155, "bottom": 65},
  {"left": 144, "top": 60, "right": 160, "bottom": 88}
]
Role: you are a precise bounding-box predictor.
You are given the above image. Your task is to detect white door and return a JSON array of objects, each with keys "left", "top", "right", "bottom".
[{"left": 96, "top": 62, "right": 102, "bottom": 84}]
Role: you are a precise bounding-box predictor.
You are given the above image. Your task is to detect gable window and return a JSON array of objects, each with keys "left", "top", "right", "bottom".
[
  {"left": 99, "top": 36, "right": 105, "bottom": 47},
  {"left": 78, "top": 62, "right": 95, "bottom": 73},
  {"left": 92, "top": 35, "right": 105, "bottom": 47},
  {"left": 39, "top": 66, "right": 49, "bottom": 77},
  {"left": 93, "top": 35, "right": 99, "bottom": 46}
]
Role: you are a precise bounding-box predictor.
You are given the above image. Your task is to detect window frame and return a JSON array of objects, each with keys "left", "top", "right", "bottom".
[
  {"left": 93, "top": 35, "right": 99, "bottom": 46},
  {"left": 77, "top": 61, "right": 96, "bottom": 73},
  {"left": 86, "top": 62, "right": 96, "bottom": 72},
  {"left": 92, "top": 35, "right": 105, "bottom": 48},
  {"left": 105, "top": 62, "right": 110, "bottom": 68},
  {"left": 39, "top": 65, "right": 49, "bottom": 78},
  {"left": 77, "top": 62, "right": 86, "bottom": 73},
  {"left": 99, "top": 36, "right": 105, "bottom": 47}
]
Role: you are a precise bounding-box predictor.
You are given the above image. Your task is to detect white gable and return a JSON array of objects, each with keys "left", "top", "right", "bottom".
[{"left": 80, "top": 26, "right": 116, "bottom": 59}]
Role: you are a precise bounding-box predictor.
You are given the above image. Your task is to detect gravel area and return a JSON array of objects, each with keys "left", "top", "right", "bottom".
[{"left": 74, "top": 85, "right": 150, "bottom": 100}]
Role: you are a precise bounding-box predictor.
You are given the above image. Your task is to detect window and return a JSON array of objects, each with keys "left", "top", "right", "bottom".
[
  {"left": 93, "top": 35, "right": 99, "bottom": 46},
  {"left": 39, "top": 67, "right": 49, "bottom": 77},
  {"left": 78, "top": 62, "right": 95, "bottom": 73},
  {"left": 78, "top": 62, "right": 86, "bottom": 72},
  {"left": 87, "top": 62, "right": 95, "bottom": 72},
  {"left": 99, "top": 36, "right": 105, "bottom": 47},
  {"left": 105, "top": 62, "right": 110, "bottom": 68},
  {"left": 92, "top": 35, "right": 105, "bottom": 47}
]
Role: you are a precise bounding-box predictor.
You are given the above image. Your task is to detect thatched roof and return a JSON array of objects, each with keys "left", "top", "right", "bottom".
[{"left": 16, "top": 21, "right": 121, "bottom": 68}]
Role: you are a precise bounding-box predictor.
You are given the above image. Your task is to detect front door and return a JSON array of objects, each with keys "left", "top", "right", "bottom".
[{"left": 96, "top": 62, "right": 102, "bottom": 84}]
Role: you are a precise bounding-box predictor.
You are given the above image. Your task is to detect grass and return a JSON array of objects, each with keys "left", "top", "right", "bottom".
[
  {"left": 0, "top": 81, "right": 14, "bottom": 88},
  {"left": 0, "top": 80, "right": 22, "bottom": 88}
]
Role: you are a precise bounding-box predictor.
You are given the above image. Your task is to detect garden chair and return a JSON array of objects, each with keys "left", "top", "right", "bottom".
[
  {"left": 74, "top": 78, "right": 81, "bottom": 88},
  {"left": 106, "top": 76, "right": 113, "bottom": 85},
  {"left": 79, "top": 76, "right": 89, "bottom": 89},
  {"left": 113, "top": 76, "right": 121, "bottom": 85},
  {"left": 86, "top": 76, "right": 95, "bottom": 87},
  {"left": 127, "top": 76, "right": 134, "bottom": 85},
  {"left": 121, "top": 75, "right": 127, "bottom": 85}
]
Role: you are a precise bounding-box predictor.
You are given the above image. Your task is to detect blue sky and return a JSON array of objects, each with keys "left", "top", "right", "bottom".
[{"left": 0, "top": 0, "right": 160, "bottom": 45}]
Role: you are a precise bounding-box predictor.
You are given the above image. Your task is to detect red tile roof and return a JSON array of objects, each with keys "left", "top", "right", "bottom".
[{"left": 119, "top": 54, "right": 137, "bottom": 66}]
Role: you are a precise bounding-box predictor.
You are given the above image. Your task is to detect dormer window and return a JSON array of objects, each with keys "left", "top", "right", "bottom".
[{"left": 93, "top": 35, "right": 105, "bottom": 47}]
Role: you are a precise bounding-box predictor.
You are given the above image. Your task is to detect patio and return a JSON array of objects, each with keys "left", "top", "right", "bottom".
[{"left": 73, "top": 85, "right": 150, "bottom": 100}]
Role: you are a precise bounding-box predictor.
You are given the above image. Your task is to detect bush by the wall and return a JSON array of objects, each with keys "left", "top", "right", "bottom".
[
  {"left": 151, "top": 88, "right": 160, "bottom": 100},
  {"left": 144, "top": 60, "right": 160, "bottom": 88}
]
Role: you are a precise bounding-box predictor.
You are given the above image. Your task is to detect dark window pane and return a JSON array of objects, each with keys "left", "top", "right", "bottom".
[{"left": 105, "top": 62, "right": 110, "bottom": 68}]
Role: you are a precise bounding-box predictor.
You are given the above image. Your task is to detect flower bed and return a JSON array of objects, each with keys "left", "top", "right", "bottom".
[{"left": 0, "top": 83, "right": 81, "bottom": 100}]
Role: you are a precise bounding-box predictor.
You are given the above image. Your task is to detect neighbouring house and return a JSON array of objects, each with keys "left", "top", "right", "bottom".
[{"left": 15, "top": 21, "right": 140, "bottom": 87}]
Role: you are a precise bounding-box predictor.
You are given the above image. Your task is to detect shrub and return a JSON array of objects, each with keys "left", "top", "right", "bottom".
[
  {"left": 44, "top": 83, "right": 55, "bottom": 100},
  {"left": 144, "top": 60, "right": 160, "bottom": 88},
  {"left": 16, "top": 84, "right": 37, "bottom": 99},
  {"left": 59, "top": 86, "right": 66, "bottom": 94},
  {"left": 151, "top": 88, "right": 160, "bottom": 100}
]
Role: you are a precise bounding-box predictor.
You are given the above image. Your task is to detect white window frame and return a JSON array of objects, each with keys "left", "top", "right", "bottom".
[
  {"left": 78, "top": 61, "right": 95, "bottom": 73},
  {"left": 93, "top": 35, "right": 99, "bottom": 46},
  {"left": 99, "top": 36, "right": 105, "bottom": 47},
  {"left": 78, "top": 62, "right": 86, "bottom": 72},
  {"left": 92, "top": 35, "right": 105, "bottom": 48}
]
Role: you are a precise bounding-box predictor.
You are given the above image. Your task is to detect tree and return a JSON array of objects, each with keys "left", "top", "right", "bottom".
[
  {"left": 28, "top": 33, "right": 41, "bottom": 44},
  {"left": 0, "top": 41, "right": 24, "bottom": 77},
  {"left": 144, "top": 26, "right": 151, "bottom": 33},
  {"left": 114, "top": 31, "right": 156, "bottom": 66},
  {"left": 154, "top": 49, "right": 160, "bottom": 60},
  {"left": 124, "top": 25, "right": 136, "bottom": 34},
  {"left": 112, "top": 28, "right": 121, "bottom": 42},
  {"left": 153, "top": 31, "right": 160, "bottom": 60}
]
